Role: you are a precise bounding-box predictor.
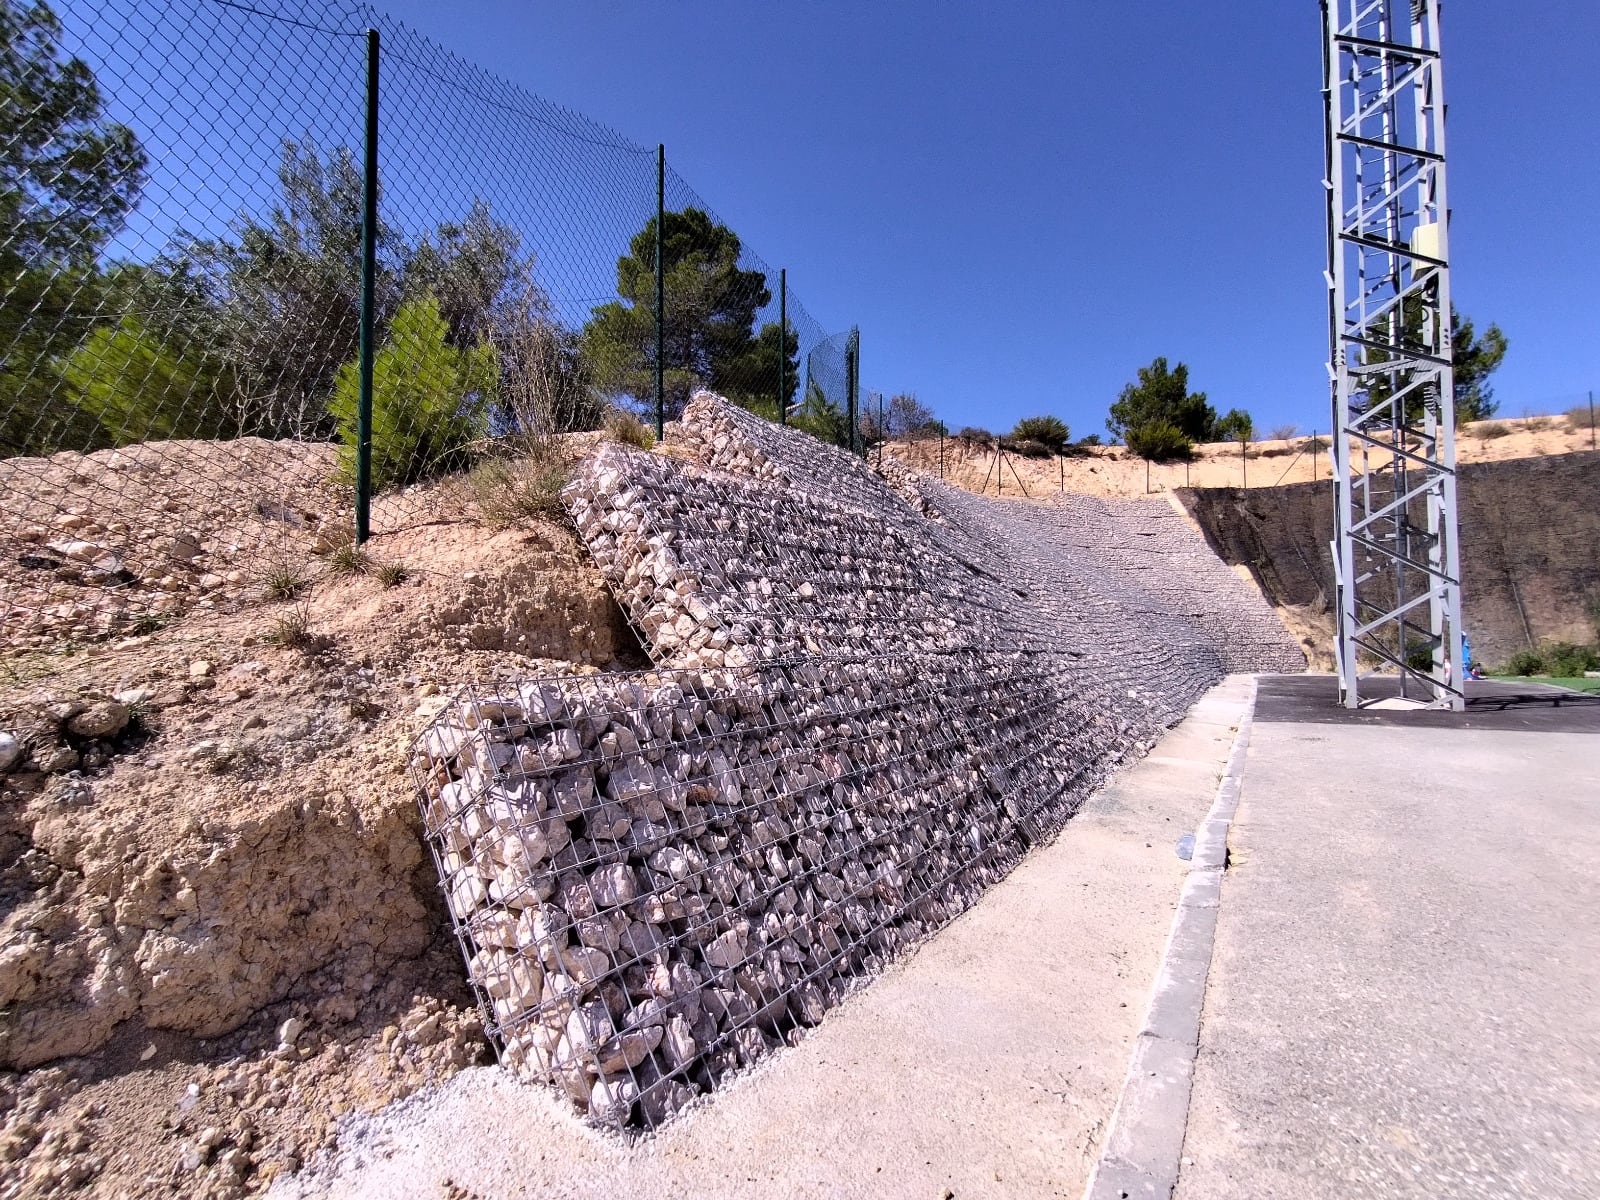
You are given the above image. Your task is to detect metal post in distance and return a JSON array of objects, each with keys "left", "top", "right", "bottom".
[
  {"left": 654, "top": 145, "right": 665, "bottom": 440},
  {"left": 846, "top": 327, "right": 860, "bottom": 456},
  {"left": 778, "top": 268, "right": 787, "bottom": 426},
  {"left": 878, "top": 393, "right": 885, "bottom": 466}
]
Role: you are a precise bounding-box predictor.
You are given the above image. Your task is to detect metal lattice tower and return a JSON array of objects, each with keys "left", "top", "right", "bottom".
[{"left": 1322, "top": 0, "right": 1463, "bottom": 710}]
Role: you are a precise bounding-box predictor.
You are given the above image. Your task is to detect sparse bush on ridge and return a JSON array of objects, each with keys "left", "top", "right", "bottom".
[
  {"left": 469, "top": 442, "right": 571, "bottom": 527},
  {"left": 603, "top": 408, "right": 655, "bottom": 450},
  {"left": 1012, "top": 439, "right": 1054, "bottom": 459},
  {"left": 1010, "top": 415, "right": 1070, "bottom": 455},
  {"left": 1125, "top": 420, "right": 1193, "bottom": 462}
]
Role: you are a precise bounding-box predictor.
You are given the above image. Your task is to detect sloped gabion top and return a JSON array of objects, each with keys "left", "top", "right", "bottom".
[{"left": 411, "top": 391, "right": 1302, "bottom": 1131}]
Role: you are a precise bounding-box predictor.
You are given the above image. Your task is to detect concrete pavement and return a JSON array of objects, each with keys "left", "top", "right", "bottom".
[{"left": 1175, "top": 676, "right": 1600, "bottom": 1199}]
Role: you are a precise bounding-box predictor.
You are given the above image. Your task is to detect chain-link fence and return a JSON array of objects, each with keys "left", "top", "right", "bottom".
[{"left": 1, "top": 0, "right": 858, "bottom": 650}]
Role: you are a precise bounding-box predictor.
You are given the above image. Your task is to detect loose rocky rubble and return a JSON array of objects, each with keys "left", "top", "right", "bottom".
[
  {"left": 0, "top": 976, "right": 484, "bottom": 1199},
  {"left": 1, "top": 490, "right": 642, "bottom": 1195},
  {"left": 0, "top": 439, "right": 350, "bottom": 649},
  {"left": 413, "top": 392, "right": 1303, "bottom": 1131},
  {"left": 0, "top": 435, "right": 551, "bottom": 652}
]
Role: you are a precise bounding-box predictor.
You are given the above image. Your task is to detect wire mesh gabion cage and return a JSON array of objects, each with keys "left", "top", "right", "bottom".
[
  {"left": 410, "top": 649, "right": 1113, "bottom": 1129},
  {"left": 408, "top": 393, "right": 1303, "bottom": 1130}
]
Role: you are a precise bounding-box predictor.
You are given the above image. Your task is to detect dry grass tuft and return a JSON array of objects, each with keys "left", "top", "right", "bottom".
[
  {"left": 468, "top": 442, "right": 571, "bottom": 528},
  {"left": 263, "top": 600, "right": 317, "bottom": 650},
  {"left": 257, "top": 555, "right": 312, "bottom": 602},
  {"left": 603, "top": 409, "right": 656, "bottom": 450},
  {"left": 326, "top": 542, "right": 374, "bottom": 578}
]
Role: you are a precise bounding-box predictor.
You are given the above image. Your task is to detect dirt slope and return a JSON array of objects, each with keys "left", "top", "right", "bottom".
[
  {"left": 1, "top": 437, "right": 644, "bottom": 1198},
  {"left": 890, "top": 413, "right": 1598, "bottom": 501}
]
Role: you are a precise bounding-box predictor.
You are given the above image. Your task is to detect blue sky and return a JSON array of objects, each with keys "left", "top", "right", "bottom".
[
  {"left": 363, "top": 0, "right": 1598, "bottom": 438},
  {"left": 77, "top": 1, "right": 1600, "bottom": 438}
]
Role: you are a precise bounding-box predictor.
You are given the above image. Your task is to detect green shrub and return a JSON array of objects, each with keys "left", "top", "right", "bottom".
[
  {"left": 1505, "top": 648, "right": 1544, "bottom": 676},
  {"left": 1213, "top": 408, "right": 1254, "bottom": 444},
  {"left": 329, "top": 296, "right": 496, "bottom": 492},
  {"left": 1125, "top": 420, "right": 1194, "bottom": 462},
  {"left": 1405, "top": 646, "right": 1436, "bottom": 673},
  {"left": 781, "top": 382, "right": 851, "bottom": 448},
  {"left": 955, "top": 426, "right": 993, "bottom": 445},
  {"left": 1011, "top": 415, "right": 1070, "bottom": 454},
  {"left": 56, "top": 315, "right": 238, "bottom": 445},
  {"left": 1541, "top": 641, "right": 1600, "bottom": 678}
]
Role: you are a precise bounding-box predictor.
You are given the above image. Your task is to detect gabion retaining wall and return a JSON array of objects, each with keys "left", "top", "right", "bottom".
[
  {"left": 411, "top": 648, "right": 1132, "bottom": 1127},
  {"left": 412, "top": 392, "right": 1303, "bottom": 1129}
]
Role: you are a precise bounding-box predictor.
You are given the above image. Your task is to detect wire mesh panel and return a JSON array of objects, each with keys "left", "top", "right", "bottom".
[
  {"left": 800, "top": 329, "right": 856, "bottom": 449},
  {"left": 412, "top": 648, "right": 1125, "bottom": 1128},
  {"left": 409, "top": 393, "right": 1302, "bottom": 1128},
  {"left": 0, "top": 0, "right": 844, "bottom": 650}
]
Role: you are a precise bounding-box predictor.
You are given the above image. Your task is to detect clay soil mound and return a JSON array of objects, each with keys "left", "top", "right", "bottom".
[{"left": 1, "top": 437, "right": 645, "bottom": 1198}]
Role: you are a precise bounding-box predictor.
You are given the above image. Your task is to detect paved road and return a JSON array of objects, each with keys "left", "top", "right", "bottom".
[{"left": 1177, "top": 676, "right": 1600, "bottom": 1199}]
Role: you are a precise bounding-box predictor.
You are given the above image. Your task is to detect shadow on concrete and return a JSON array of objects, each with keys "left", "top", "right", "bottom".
[{"left": 1255, "top": 673, "right": 1600, "bottom": 733}]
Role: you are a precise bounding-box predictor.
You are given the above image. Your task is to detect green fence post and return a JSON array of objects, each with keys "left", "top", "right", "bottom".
[
  {"left": 778, "top": 268, "right": 787, "bottom": 426},
  {"left": 654, "top": 144, "right": 665, "bottom": 441},
  {"left": 355, "top": 27, "right": 379, "bottom": 545},
  {"left": 846, "top": 326, "right": 860, "bottom": 456}
]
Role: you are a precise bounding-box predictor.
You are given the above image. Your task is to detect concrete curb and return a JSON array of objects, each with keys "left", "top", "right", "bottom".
[{"left": 1082, "top": 676, "right": 1257, "bottom": 1200}]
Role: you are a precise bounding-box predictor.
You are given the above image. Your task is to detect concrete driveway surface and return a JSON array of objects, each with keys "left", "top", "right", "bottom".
[{"left": 1175, "top": 676, "right": 1600, "bottom": 1200}]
